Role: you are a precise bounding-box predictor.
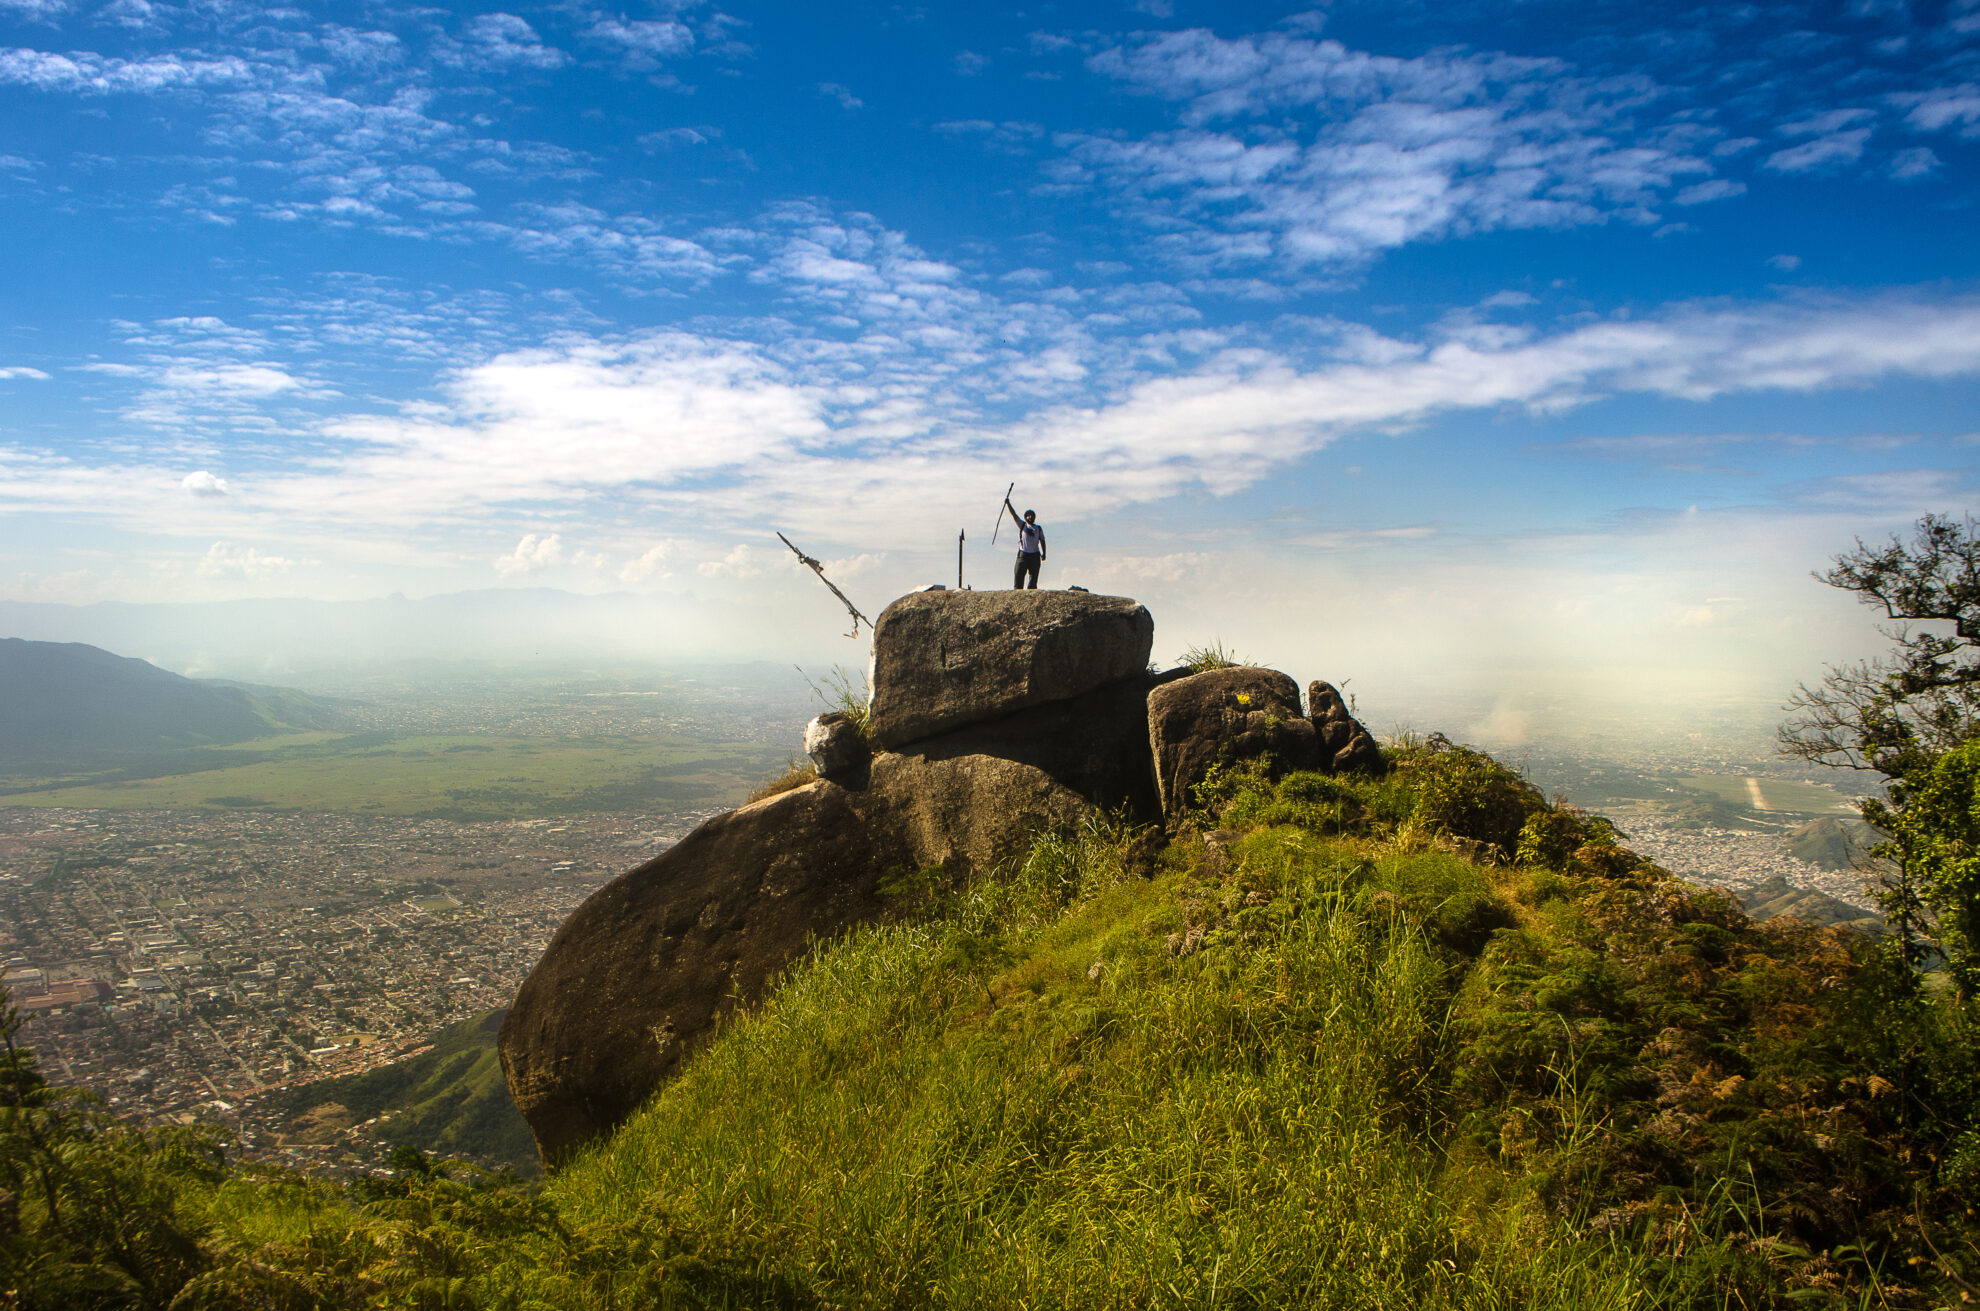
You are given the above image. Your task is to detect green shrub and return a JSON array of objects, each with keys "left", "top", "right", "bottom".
[{"left": 1404, "top": 741, "right": 1548, "bottom": 858}]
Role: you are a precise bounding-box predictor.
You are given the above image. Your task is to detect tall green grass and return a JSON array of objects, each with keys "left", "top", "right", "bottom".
[
  {"left": 11, "top": 741, "right": 1977, "bottom": 1308},
  {"left": 536, "top": 821, "right": 1666, "bottom": 1309}
]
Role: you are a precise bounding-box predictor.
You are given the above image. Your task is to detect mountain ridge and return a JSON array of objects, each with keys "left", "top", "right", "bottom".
[{"left": 0, "top": 637, "right": 346, "bottom": 770}]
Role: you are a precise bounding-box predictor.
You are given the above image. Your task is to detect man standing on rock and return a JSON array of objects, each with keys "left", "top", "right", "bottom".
[{"left": 1006, "top": 501, "right": 1046, "bottom": 589}]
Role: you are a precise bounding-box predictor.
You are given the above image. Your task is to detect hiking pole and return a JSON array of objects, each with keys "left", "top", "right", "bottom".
[
  {"left": 775, "top": 531, "right": 872, "bottom": 639},
  {"left": 990, "top": 482, "right": 1014, "bottom": 545}
]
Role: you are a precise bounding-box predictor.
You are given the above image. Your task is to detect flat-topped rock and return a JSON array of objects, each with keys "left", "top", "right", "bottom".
[{"left": 866, "top": 590, "right": 1154, "bottom": 749}]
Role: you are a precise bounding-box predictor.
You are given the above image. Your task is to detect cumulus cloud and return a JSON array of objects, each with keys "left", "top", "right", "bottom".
[
  {"left": 451, "top": 14, "right": 568, "bottom": 70},
  {"left": 0, "top": 365, "right": 49, "bottom": 379},
  {"left": 618, "top": 542, "right": 675, "bottom": 582},
  {"left": 586, "top": 16, "right": 694, "bottom": 60},
  {"left": 698, "top": 543, "right": 762, "bottom": 578},
  {"left": 198, "top": 541, "right": 294, "bottom": 579},
  {"left": 181, "top": 470, "right": 229, "bottom": 498},
  {"left": 494, "top": 532, "right": 564, "bottom": 577},
  {"left": 0, "top": 47, "right": 252, "bottom": 93}
]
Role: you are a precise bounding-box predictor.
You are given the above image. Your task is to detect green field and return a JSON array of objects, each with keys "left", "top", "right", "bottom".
[
  {"left": 0, "top": 731, "right": 789, "bottom": 819},
  {"left": 1678, "top": 773, "right": 1858, "bottom": 815}
]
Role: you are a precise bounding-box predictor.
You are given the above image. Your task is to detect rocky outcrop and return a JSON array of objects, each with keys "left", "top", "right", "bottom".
[
  {"left": 501, "top": 781, "right": 882, "bottom": 1164},
  {"left": 1147, "top": 667, "right": 1319, "bottom": 821},
  {"left": 502, "top": 591, "right": 1386, "bottom": 1165},
  {"left": 890, "top": 672, "right": 1184, "bottom": 820},
  {"left": 803, "top": 712, "right": 868, "bottom": 778},
  {"left": 1309, "top": 680, "right": 1385, "bottom": 776},
  {"left": 865, "top": 590, "right": 1153, "bottom": 748}
]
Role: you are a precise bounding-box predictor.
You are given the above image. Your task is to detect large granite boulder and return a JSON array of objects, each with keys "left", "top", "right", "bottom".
[
  {"left": 865, "top": 751, "right": 1097, "bottom": 874},
  {"left": 501, "top": 749, "right": 1105, "bottom": 1164},
  {"left": 1147, "top": 666, "right": 1320, "bottom": 822},
  {"left": 866, "top": 590, "right": 1154, "bottom": 749},
  {"left": 891, "top": 671, "right": 1182, "bottom": 822},
  {"left": 1308, "top": 680, "right": 1386, "bottom": 776},
  {"left": 500, "top": 782, "right": 882, "bottom": 1164}
]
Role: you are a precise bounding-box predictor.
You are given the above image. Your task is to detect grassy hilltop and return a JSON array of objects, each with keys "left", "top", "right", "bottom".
[{"left": 4, "top": 739, "right": 1978, "bottom": 1308}]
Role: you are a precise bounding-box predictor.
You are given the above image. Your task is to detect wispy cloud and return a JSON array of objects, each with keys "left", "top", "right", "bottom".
[
  {"left": 12, "top": 286, "right": 1980, "bottom": 553},
  {"left": 1058, "top": 29, "right": 1724, "bottom": 272}
]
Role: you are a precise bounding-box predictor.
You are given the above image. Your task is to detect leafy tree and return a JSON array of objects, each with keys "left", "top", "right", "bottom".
[
  {"left": 1872, "top": 739, "right": 1980, "bottom": 998},
  {"left": 1780, "top": 512, "right": 1980, "bottom": 779},
  {"left": 1782, "top": 513, "right": 1980, "bottom": 980}
]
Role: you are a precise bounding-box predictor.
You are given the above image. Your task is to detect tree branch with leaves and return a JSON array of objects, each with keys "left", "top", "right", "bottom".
[{"left": 1782, "top": 514, "right": 1980, "bottom": 991}]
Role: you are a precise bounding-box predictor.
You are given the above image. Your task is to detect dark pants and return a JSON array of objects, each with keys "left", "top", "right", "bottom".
[{"left": 1014, "top": 551, "right": 1041, "bottom": 589}]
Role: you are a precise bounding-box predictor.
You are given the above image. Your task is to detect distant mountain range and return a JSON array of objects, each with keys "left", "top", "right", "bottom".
[
  {"left": 0, "top": 587, "right": 772, "bottom": 678},
  {"left": 0, "top": 638, "right": 345, "bottom": 770}
]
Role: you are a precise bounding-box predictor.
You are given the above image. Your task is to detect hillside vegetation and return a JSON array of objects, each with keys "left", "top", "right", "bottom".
[
  {"left": 259, "top": 1010, "right": 539, "bottom": 1176},
  {"left": 4, "top": 739, "right": 1977, "bottom": 1308}
]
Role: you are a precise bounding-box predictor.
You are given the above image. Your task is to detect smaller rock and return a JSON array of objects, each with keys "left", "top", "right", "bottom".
[
  {"left": 803, "top": 712, "right": 869, "bottom": 778},
  {"left": 1087, "top": 959, "right": 1105, "bottom": 982},
  {"left": 1146, "top": 667, "right": 1321, "bottom": 821},
  {"left": 1306, "top": 680, "right": 1385, "bottom": 775}
]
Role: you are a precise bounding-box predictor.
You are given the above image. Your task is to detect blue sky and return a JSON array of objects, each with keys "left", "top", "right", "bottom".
[{"left": 2, "top": 0, "right": 1978, "bottom": 713}]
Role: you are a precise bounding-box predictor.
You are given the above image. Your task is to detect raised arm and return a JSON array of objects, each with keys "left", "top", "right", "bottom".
[{"left": 1004, "top": 498, "right": 1024, "bottom": 529}]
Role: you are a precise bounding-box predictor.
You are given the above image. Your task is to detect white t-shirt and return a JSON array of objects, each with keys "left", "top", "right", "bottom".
[{"left": 1017, "top": 521, "right": 1045, "bottom": 554}]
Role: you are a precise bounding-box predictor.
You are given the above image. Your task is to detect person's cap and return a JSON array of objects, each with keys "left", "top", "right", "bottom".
[{"left": 1024, "top": 508, "right": 1035, "bottom": 516}]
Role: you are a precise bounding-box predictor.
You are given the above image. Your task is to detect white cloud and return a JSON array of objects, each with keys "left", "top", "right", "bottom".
[
  {"left": 1777, "top": 108, "right": 1876, "bottom": 137},
  {"left": 452, "top": 14, "right": 568, "bottom": 71},
  {"left": 618, "top": 542, "right": 675, "bottom": 582},
  {"left": 1674, "top": 178, "right": 1746, "bottom": 205},
  {"left": 182, "top": 470, "right": 230, "bottom": 498},
  {"left": 16, "top": 287, "right": 1980, "bottom": 561},
  {"left": 699, "top": 543, "right": 762, "bottom": 578},
  {"left": 1768, "top": 253, "right": 1802, "bottom": 271},
  {"left": 1065, "top": 30, "right": 1721, "bottom": 271},
  {"left": 0, "top": 0, "right": 71, "bottom": 20},
  {"left": 295, "top": 332, "right": 826, "bottom": 522},
  {"left": 1764, "top": 129, "right": 1871, "bottom": 172},
  {"left": 817, "top": 82, "right": 862, "bottom": 110},
  {"left": 1895, "top": 83, "right": 1980, "bottom": 137},
  {"left": 0, "top": 47, "right": 253, "bottom": 93},
  {"left": 1890, "top": 146, "right": 1941, "bottom": 178},
  {"left": 494, "top": 532, "right": 564, "bottom": 578},
  {"left": 0, "top": 365, "right": 49, "bottom": 379},
  {"left": 586, "top": 17, "right": 694, "bottom": 60},
  {"left": 198, "top": 541, "right": 294, "bottom": 579}
]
